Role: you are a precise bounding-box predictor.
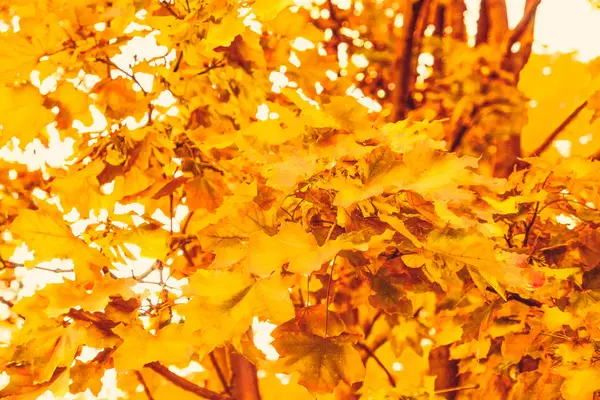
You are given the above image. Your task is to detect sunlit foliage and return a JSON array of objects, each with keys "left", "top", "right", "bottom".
[{"left": 1, "top": 1, "right": 600, "bottom": 399}]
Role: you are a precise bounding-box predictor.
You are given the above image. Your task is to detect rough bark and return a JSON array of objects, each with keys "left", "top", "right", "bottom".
[
  {"left": 476, "top": 0, "right": 489, "bottom": 45},
  {"left": 476, "top": 0, "right": 509, "bottom": 47},
  {"left": 447, "top": 0, "right": 467, "bottom": 41}
]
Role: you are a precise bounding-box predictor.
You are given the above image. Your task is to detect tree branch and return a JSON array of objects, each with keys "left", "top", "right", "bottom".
[
  {"left": 356, "top": 342, "right": 396, "bottom": 387},
  {"left": 528, "top": 99, "right": 589, "bottom": 157},
  {"left": 449, "top": 98, "right": 513, "bottom": 152},
  {"left": 476, "top": 0, "right": 490, "bottom": 45},
  {"left": 230, "top": 352, "right": 261, "bottom": 400},
  {"left": 447, "top": 0, "right": 467, "bottom": 41},
  {"left": 523, "top": 201, "right": 540, "bottom": 247},
  {"left": 502, "top": 0, "right": 540, "bottom": 74},
  {"left": 95, "top": 57, "right": 150, "bottom": 94},
  {"left": 392, "top": 0, "right": 430, "bottom": 121},
  {"left": 147, "top": 362, "right": 233, "bottom": 400},
  {"left": 435, "top": 384, "right": 480, "bottom": 394},
  {"left": 136, "top": 371, "right": 157, "bottom": 400},
  {"left": 503, "top": 0, "right": 542, "bottom": 60},
  {"left": 209, "top": 352, "right": 232, "bottom": 395}
]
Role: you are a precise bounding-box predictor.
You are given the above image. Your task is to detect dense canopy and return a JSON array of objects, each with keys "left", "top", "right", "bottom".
[{"left": 1, "top": 0, "right": 600, "bottom": 399}]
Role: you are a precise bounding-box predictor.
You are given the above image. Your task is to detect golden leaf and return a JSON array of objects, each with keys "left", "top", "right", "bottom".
[
  {"left": 10, "top": 209, "right": 109, "bottom": 282},
  {"left": 272, "top": 332, "right": 365, "bottom": 393},
  {"left": 0, "top": 83, "right": 54, "bottom": 147}
]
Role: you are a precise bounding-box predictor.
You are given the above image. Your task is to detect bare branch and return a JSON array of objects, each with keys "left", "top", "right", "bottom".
[
  {"left": 136, "top": 371, "right": 157, "bottom": 400},
  {"left": 528, "top": 99, "right": 589, "bottom": 157},
  {"left": 435, "top": 384, "right": 480, "bottom": 394},
  {"left": 95, "top": 57, "right": 150, "bottom": 94},
  {"left": 503, "top": 0, "right": 542, "bottom": 60},
  {"left": 209, "top": 352, "right": 232, "bottom": 395},
  {"left": 356, "top": 342, "right": 396, "bottom": 387},
  {"left": 147, "top": 362, "right": 233, "bottom": 400},
  {"left": 447, "top": 0, "right": 467, "bottom": 41}
]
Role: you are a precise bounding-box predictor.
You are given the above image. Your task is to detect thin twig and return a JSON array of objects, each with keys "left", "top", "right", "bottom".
[
  {"left": 361, "top": 336, "right": 388, "bottom": 363},
  {"left": 324, "top": 256, "right": 337, "bottom": 337},
  {"left": 196, "top": 59, "right": 226, "bottom": 76},
  {"left": 529, "top": 99, "right": 589, "bottom": 157},
  {"left": 136, "top": 371, "right": 157, "bottom": 400},
  {"left": 0, "top": 297, "right": 15, "bottom": 308},
  {"left": 95, "top": 57, "right": 149, "bottom": 94},
  {"left": 169, "top": 194, "right": 174, "bottom": 237},
  {"left": 173, "top": 50, "right": 184, "bottom": 72},
  {"left": 522, "top": 201, "right": 539, "bottom": 247},
  {"left": 306, "top": 273, "right": 311, "bottom": 307},
  {"left": 133, "top": 260, "right": 161, "bottom": 281},
  {"left": 486, "top": 288, "right": 543, "bottom": 308},
  {"left": 537, "top": 198, "right": 599, "bottom": 215},
  {"left": 181, "top": 211, "right": 195, "bottom": 234},
  {"left": 147, "top": 362, "right": 233, "bottom": 400},
  {"left": 36, "top": 266, "right": 75, "bottom": 273},
  {"left": 435, "top": 384, "right": 480, "bottom": 394},
  {"left": 356, "top": 342, "right": 396, "bottom": 387},
  {"left": 1, "top": 258, "right": 74, "bottom": 274},
  {"left": 364, "top": 311, "right": 383, "bottom": 339},
  {"left": 209, "top": 353, "right": 232, "bottom": 395}
]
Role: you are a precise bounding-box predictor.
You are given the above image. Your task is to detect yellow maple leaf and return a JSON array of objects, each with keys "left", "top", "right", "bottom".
[
  {"left": 272, "top": 332, "right": 365, "bottom": 393},
  {"left": 0, "top": 33, "right": 45, "bottom": 83},
  {"left": 49, "top": 81, "right": 94, "bottom": 128},
  {"left": 10, "top": 209, "right": 109, "bottom": 282},
  {"left": 560, "top": 368, "right": 600, "bottom": 400},
  {"left": 252, "top": 0, "right": 294, "bottom": 21},
  {"left": 0, "top": 83, "right": 54, "bottom": 147},
  {"left": 184, "top": 170, "right": 231, "bottom": 212},
  {"left": 115, "top": 224, "right": 171, "bottom": 260},
  {"left": 69, "top": 361, "right": 104, "bottom": 396},
  {"left": 112, "top": 323, "right": 195, "bottom": 370},
  {"left": 178, "top": 270, "right": 294, "bottom": 357},
  {"left": 92, "top": 77, "right": 148, "bottom": 120},
  {"left": 0, "top": 365, "right": 69, "bottom": 400},
  {"left": 247, "top": 223, "right": 346, "bottom": 276},
  {"left": 13, "top": 275, "right": 136, "bottom": 319},
  {"left": 50, "top": 159, "right": 110, "bottom": 216}
]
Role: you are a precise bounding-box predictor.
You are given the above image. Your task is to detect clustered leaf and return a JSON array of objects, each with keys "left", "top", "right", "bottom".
[{"left": 0, "top": 0, "right": 599, "bottom": 399}]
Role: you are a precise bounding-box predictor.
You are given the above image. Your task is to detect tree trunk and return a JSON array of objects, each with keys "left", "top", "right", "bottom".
[
  {"left": 446, "top": 0, "right": 467, "bottom": 41},
  {"left": 476, "top": 0, "right": 509, "bottom": 47}
]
